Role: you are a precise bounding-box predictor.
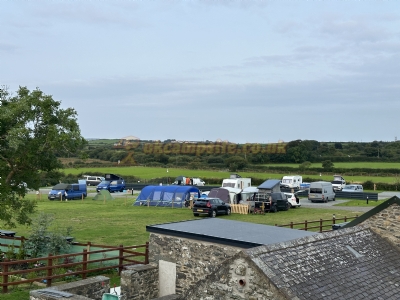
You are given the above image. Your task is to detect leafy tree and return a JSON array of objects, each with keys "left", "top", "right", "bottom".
[
  {"left": 322, "top": 160, "right": 334, "bottom": 172},
  {"left": 225, "top": 156, "right": 248, "bottom": 171},
  {"left": 334, "top": 142, "right": 343, "bottom": 149},
  {"left": 0, "top": 86, "right": 86, "bottom": 227}
]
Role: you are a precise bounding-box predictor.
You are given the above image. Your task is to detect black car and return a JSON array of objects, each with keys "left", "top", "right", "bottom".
[
  {"left": 254, "top": 192, "right": 289, "bottom": 213},
  {"left": 192, "top": 198, "right": 231, "bottom": 218}
]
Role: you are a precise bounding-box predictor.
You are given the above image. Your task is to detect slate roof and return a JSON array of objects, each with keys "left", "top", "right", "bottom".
[
  {"left": 258, "top": 179, "right": 281, "bottom": 190},
  {"left": 246, "top": 225, "right": 400, "bottom": 300},
  {"left": 146, "top": 218, "right": 318, "bottom": 248}
]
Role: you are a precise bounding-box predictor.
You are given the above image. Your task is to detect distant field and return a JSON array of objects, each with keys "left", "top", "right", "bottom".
[
  {"left": 61, "top": 166, "right": 400, "bottom": 186},
  {"left": 265, "top": 162, "right": 400, "bottom": 169}
]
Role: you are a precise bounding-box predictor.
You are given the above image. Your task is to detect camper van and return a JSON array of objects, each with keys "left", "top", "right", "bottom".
[
  {"left": 281, "top": 175, "right": 302, "bottom": 189},
  {"left": 222, "top": 174, "right": 251, "bottom": 189},
  {"left": 332, "top": 175, "right": 346, "bottom": 191},
  {"left": 96, "top": 174, "right": 126, "bottom": 193},
  {"left": 48, "top": 180, "right": 87, "bottom": 200},
  {"left": 308, "top": 181, "right": 335, "bottom": 203}
]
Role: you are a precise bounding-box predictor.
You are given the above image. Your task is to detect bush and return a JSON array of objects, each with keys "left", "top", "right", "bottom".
[{"left": 24, "top": 213, "right": 73, "bottom": 258}]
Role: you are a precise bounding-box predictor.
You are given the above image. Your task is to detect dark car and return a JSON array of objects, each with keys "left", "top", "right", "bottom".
[
  {"left": 192, "top": 198, "right": 231, "bottom": 218},
  {"left": 253, "top": 192, "right": 289, "bottom": 213}
]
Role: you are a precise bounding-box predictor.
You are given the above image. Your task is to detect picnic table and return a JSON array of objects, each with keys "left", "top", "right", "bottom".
[{"left": 0, "top": 230, "right": 17, "bottom": 237}]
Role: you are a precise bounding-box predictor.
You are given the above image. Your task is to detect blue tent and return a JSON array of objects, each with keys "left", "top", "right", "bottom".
[{"left": 133, "top": 185, "right": 201, "bottom": 208}]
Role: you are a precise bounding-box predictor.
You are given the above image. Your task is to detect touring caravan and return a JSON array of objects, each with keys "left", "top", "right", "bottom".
[
  {"left": 281, "top": 175, "right": 302, "bottom": 189},
  {"left": 222, "top": 174, "right": 251, "bottom": 189},
  {"left": 308, "top": 181, "right": 335, "bottom": 203}
]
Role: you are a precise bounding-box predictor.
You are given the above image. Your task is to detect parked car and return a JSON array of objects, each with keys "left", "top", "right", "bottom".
[
  {"left": 82, "top": 175, "right": 105, "bottom": 186},
  {"left": 342, "top": 184, "right": 363, "bottom": 193},
  {"left": 331, "top": 175, "right": 346, "bottom": 191},
  {"left": 284, "top": 192, "right": 301, "bottom": 208},
  {"left": 192, "top": 198, "right": 231, "bottom": 217},
  {"left": 253, "top": 192, "right": 289, "bottom": 213}
]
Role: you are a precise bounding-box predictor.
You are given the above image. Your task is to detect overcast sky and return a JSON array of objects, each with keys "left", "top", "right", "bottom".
[{"left": 1, "top": 0, "right": 400, "bottom": 144}]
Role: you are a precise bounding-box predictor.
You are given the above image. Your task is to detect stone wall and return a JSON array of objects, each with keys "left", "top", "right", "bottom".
[
  {"left": 181, "top": 253, "right": 287, "bottom": 300},
  {"left": 120, "top": 264, "right": 159, "bottom": 299},
  {"left": 149, "top": 233, "right": 242, "bottom": 295},
  {"left": 30, "top": 276, "right": 109, "bottom": 300},
  {"left": 362, "top": 203, "right": 400, "bottom": 247}
]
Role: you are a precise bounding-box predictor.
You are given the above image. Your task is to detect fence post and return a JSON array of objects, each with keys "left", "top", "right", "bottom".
[
  {"left": 145, "top": 242, "right": 149, "bottom": 264},
  {"left": 304, "top": 220, "right": 308, "bottom": 231},
  {"left": 47, "top": 254, "right": 53, "bottom": 287},
  {"left": 2, "top": 260, "right": 9, "bottom": 293},
  {"left": 344, "top": 216, "right": 347, "bottom": 222},
  {"left": 118, "top": 245, "right": 124, "bottom": 275},
  {"left": 82, "top": 249, "right": 88, "bottom": 280},
  {"left": 87, "top": 242, "right": 91, "bottom": 262},
  {"left": 319, "top": 219, "right": 323, "bottom": 232},
  {"left": 290, "top": 222, "right": 293, "bottom": 229}
]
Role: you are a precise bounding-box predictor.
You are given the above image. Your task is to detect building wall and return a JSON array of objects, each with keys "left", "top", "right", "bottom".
[
  {"left": 182, "top": 254, "right": 287, "bottom": 300},
  {"left": 121, "top": 264, "right": 159, "bottom": 300},
  {"left": 149, "top": 233, "right": 242, "bottom": 295},
  {"left": 362, "top": 203, "right": 400, "bottom": 248},
  {"left": 30, "top": 276, "right": 109, "bottom": 300}
]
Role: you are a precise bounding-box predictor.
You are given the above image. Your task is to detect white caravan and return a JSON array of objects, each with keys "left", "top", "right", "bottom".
[
  {"left": 281, "top": 175, "right": 302, "bottom": 189},
  {"left": 222, "top": 176, "right": 251, "bottom": 189}
]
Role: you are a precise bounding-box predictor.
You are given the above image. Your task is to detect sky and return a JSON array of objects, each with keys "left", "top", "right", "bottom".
[{"left": 1, "top": 0, "right": 400, "bottom": 144}]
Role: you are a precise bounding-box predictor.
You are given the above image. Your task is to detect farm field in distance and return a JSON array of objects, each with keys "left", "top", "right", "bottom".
[
  {"left": 61, "top": 165, "right": 400, "bottom": 186},
  {"left": 264, "top": 162, "right": 400, "bottom": 169}
]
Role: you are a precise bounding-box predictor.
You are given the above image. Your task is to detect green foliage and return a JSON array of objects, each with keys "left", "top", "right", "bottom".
[
  {"left": 322, "top": 160, "right": 334, "bottom": 172},
  {"left": 24, "top": 212, "right": 73, "bottom": 258},
  {"left": 0, "top": 86, "right": 86, "bottom": 227},
  {"left": 225, "top": 156, "right": 248, "bottom": 171},
  {"left": 299, "top": 161, "right": 312, "bottom": 171}
]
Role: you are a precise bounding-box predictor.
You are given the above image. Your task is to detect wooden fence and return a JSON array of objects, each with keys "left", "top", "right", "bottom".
[
  {"left": 0, "top": 242, "right": 148, "bottom": 293},
  {"left": 275, "top": 216, "right": 358, "bottom": 233},
  {"left": 230, "top": 204, "right": 249, "bottom": 214}
]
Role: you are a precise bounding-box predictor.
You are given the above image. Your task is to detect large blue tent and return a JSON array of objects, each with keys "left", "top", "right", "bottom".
[{"left": 133, "top": 185, "right": 201, "bottom": 208}]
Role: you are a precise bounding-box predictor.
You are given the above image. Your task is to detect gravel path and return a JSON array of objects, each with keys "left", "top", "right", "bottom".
[{"left": 300, "top": 199, "right": 374, "bottom": 213}]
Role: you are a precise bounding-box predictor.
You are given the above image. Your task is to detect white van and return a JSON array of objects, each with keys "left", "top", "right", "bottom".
[
  {"left": 308, "top": 181, "right": 335, "bottom": 203},
  {"left": 281, "top": 175, "right": 302, "bottom": 189}
]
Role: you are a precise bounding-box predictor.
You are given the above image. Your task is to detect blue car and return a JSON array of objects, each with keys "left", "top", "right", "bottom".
[{"left": 96, "top": 174, "right": 125, "bottom": 193}]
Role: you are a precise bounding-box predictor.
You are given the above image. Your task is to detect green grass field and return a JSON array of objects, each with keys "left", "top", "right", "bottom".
[
  {"left": 12, "top": 194, "right": 364, "bottom": 246},
  {"left": 265, "top": 162, "right": 400, "bottom": 169},
  {"left": 61, "top": 165, "right": 400, "bottom": 186}
]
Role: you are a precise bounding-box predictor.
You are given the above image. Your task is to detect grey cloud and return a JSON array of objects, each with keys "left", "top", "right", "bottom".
[{"left": 0, "top": 41, "right": 18, "bottom": 53}]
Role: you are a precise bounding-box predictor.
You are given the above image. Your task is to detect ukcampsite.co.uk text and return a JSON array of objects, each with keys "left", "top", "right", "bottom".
[{"left": 138, "top": 143, "right": 287, "bottom": 156}]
